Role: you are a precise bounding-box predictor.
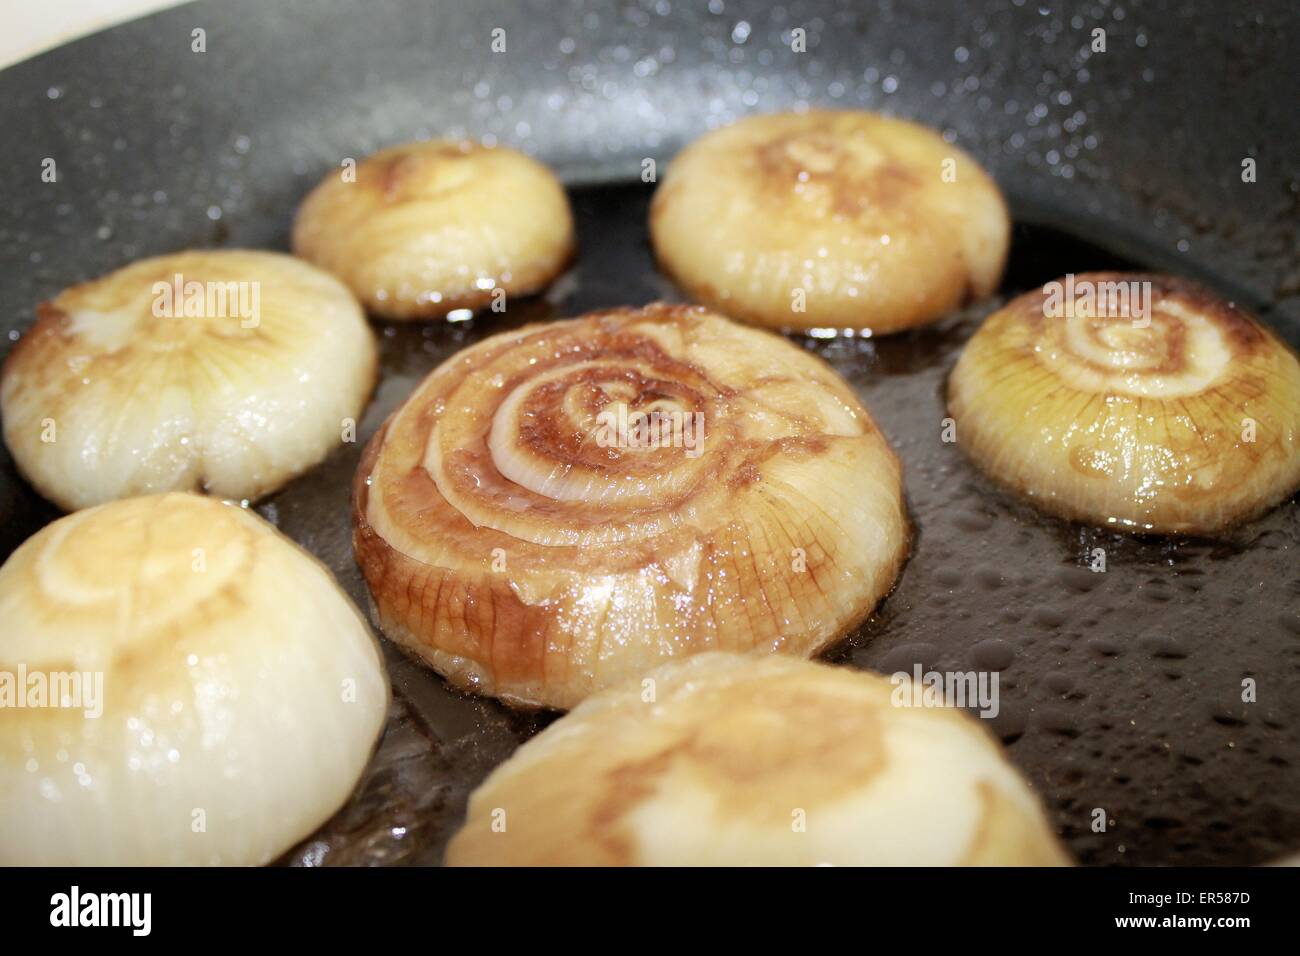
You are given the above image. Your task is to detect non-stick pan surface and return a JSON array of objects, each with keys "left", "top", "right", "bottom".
[{"left": 1, "top": 0, "right": 1297, "bottom": 866}]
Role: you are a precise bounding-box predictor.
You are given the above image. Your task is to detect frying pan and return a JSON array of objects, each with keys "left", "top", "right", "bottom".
[{"left": 1, "top": 0, "right": 1297, "bottom": 866}]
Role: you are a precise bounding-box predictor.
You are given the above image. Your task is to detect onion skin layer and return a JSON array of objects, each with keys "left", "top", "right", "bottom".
[
  {"left": 0, "top": 249, "right": 377, "bottom": 512},
  {"left": 0, "top": 493, "right": 389, "bottom": 866},
  {"left": 292, "top": 139, "right": 575, "bottom": 320},
  {"left": 650, "top": 110, "right": 1010, "bottom": 334},
  {"left": 353, "top": 304, "right": 909, "bottom": 710},
  {"left": 948, "top": 273, "right": 1300, "bottom": 534},
  {"left": 446, "top": 652, "right": 1070, "bottom": 866}
]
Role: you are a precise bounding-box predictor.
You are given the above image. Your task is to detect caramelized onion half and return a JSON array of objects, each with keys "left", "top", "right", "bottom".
[
  {"left": 446, "top": 652, "right": 1070, "bottom": 866},
  {"left": 948, "top": 273, "right": 1300, "bottom": 533},
  {"left": 292, "top": 139, "right": 575, "bottom": 320},
  {"left": 353, "top": 304, "right": 909, "bottom": 709},
  {"left": 650, "top": 110, "right": 1009, "bottom": 334},
  {"left": 0, "top": 493, "right": 388, "bottom": 865}
]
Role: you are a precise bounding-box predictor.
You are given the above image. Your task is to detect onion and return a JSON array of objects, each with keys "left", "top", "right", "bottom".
[
  {"left": 354, "top": 304, "right": 909, "bottom": 709},
  {"left": 0, "top": 249, "right": 376, "bottom": 512},
  {"left": 446, "top": 652, "right": 1069, "bottom": 866},
  {"left": 292, "top": 139, "right": 575, "bottom": 320},
  {"left": 0, "top": 493, "right": 388, "bottom": 865},
  {"left": 947, "top": 272, "right": 1300, "bottom": 533},
  {"left": 650, "top": 110, "right": 1009, "bottom": 334}
]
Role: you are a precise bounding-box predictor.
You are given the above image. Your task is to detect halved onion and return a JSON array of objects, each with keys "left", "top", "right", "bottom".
[
  {"left": 354, "top": 303, "right": 909, "bottom": 709},
  {"left": 446, "top": 652, "right": 1070, "bottom": 866},
  {"left": 948, "top": 272, "right": 1300, "bottom": 533},
  {"left": 0, "top": 493, "right": 388, "bottom": 865},
  {"left": 292, "top": 139, "right": 575, "bottom": 320},
  {"left": 650, "top": 110, "right": 1009, "bottom": 334},
  {"left": 1, "top": 249, "right": 377, "bottom": 511}
]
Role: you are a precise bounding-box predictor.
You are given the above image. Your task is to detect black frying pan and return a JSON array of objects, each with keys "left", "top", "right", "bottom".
[{"left": 1, "top": 0, "right": 1297, "bottom": 866}]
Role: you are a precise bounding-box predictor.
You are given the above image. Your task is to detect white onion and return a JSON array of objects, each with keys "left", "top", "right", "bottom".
[
  {"left": 0, "top": 493, "right": 388, "bottom": 865},
  {"left": 447, "top": 652, "right": 1070, "bottom": 866}
]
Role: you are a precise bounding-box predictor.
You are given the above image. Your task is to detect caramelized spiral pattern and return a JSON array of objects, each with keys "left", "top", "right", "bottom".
[
  {"left": 650, "top": 110, "right": 1010, "bottom": 334},
  {"left": 292, "top": 139, "right": 575, "bottom": 320},
  {"left": 948, "top": 273, "right": 1300, "bottom": 533},
  {"left": 354, "top": 304, "right": 909, "bottom": 709},
  {"left": 446, "top": 652, "right": 1070, "bottom": 866}
]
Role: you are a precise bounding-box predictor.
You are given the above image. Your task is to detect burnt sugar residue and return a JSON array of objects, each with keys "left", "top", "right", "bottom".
[{"left": 273, "top": 189, "right": 1300, "bottom": 867}]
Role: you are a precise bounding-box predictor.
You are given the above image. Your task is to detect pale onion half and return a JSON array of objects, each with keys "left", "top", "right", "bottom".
[
  {"left": 948, "top": 272, "right": 1300, "bottom": 533},
  {"left": 0, "top": 493, "right": 389, "bottom": 866},
  {"left": 1, "top": 249, "right": 377, "bottom": 512},
  {"left": 354, "top": 303, "right": 909, "bottom": 710},
  {"left": 650, "top": 109, "right": 1010, "bottom": 334},
  {"left": 445, "top": 652, "right": 1070, "bottom": 866},
  {"left": 292, "top": 139, "right": 575, "bottom": 320}
]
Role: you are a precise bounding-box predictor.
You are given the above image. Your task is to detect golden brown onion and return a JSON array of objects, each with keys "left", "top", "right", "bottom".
[
  {"left": 948, "top": 272, "right": 1300, "bottom": 533},
  {"left": 650, "top": 110, "right": 1009, "bottom": 334},
  {"left": 353, "top": 304, "right": 909, "bottom": 709},
  {"left": 0, "top": 249, "right": 376, "bottom": 512},
  {"left": 292, "top": 139, "right": 575, "bottom": 320},
  {"left": 445, "top": 652, "right": 1070, "bottom": 866},
  {"left": 0, "top": 493, "right": 388, "bottom": 865}
]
